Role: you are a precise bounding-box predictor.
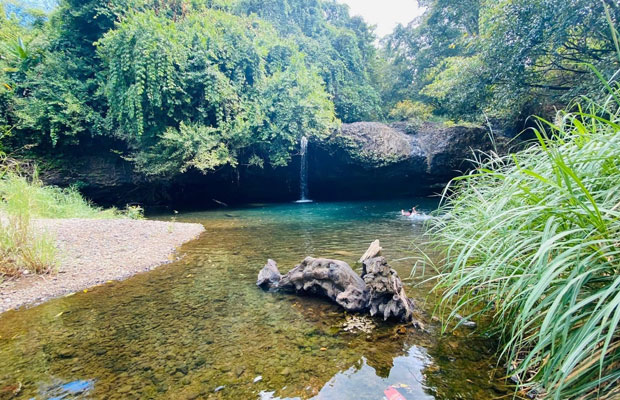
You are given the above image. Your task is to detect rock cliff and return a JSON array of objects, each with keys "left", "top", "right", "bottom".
[
  {"left": 39, "top": 121, "right": 510, "bottom": 205},
  {"left": 307, "top": 121, "right": 509, "bottom": 199}
]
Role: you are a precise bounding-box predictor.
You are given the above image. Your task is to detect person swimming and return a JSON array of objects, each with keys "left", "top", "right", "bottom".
[{"left": 401, "top": 207, "right": 419, "bottom": 217}]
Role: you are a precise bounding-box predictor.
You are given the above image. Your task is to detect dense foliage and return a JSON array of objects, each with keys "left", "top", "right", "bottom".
[
  {"left": 382, "top": 0, "right": 620, "bottom": 126},
  {"left": 3, "top": 0, "right": 618, "bottom": 172},
  {"left": 0, "top": 0, "right": 391, "bottom": 178},
  {"left": 97, "top": 10, "right": 335, "bottom": 176},
  {"left": 233, "top": 0, "right": 382, "bottom": 123},
  {"left": 430, "top": 78, "right": 620, "bottom": 398}
]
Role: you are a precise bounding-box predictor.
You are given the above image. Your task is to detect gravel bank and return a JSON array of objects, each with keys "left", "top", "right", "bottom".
[{"left": 0, "top": 218, "right": 205, "bottom": 313}]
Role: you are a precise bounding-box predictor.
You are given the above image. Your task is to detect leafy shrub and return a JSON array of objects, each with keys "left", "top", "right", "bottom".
[
  {"left": 388, "top": 100, "right": 435, "bottom": 121},
  {"left": 123, "top": 205, "right": 144, "bottom": 220}
]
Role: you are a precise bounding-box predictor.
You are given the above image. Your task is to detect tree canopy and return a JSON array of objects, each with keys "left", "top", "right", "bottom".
[
  {"left": 1, "top": 0, "right": 386, "bottom": 176},
  {"left": 1, "top": 0, "right": 618, "bottom": 175},
  {"left": 233, "top": 0, "right": 382, "bottom": 122},
  {"left": 98, "top": 9, "right": 335, "bottom": 175},
  {"left": 382, "top": 0, "right": 620, "bottom": 126}
]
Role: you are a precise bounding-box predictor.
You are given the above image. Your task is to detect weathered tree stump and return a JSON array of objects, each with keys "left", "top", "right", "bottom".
[
  {"left": 256, "top": 259, "right": 282, "bottom": 289},
  {"left": 359, "top": 239, "right": 382, "bottom": 263},
  {"left": 257, "top": 257, "right": 368, "bottom": 312},
  {"left": 257, "top": 241, "right": 418, "bottom": 324},
  {"left": 362, "top": 256, "right": 415, "bottom": 322}
]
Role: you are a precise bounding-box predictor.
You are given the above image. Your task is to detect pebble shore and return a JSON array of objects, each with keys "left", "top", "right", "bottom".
[{"left": 0, "top": 218, "right": 205, "bottom": 313}]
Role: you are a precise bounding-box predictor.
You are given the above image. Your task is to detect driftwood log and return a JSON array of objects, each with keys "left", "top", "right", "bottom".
[
  {"left": 359, "top": 239, "right": 382, "bottom": 263},
  {"left": 256, "top": 259, "right": 282, "bottom": 289},
  {"left": 264, "top": 257, "right": 369, "bottom": 312},
  {"left": 257, "top": 241, "right": 417, "bottom": 323},
  {"left": 362, "top": 256, "right": 415, "bottom": 322}
]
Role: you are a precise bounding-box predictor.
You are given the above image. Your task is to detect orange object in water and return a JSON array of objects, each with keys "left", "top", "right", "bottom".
[{"left": 384, "top": 386, "right": 406, "bottom": 400}]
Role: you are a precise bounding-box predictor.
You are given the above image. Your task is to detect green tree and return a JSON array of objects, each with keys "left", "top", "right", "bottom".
[
  {"left": 382, "top": 0, "right": 620, "bottom": 125},
  {"left": 381, "top": 0, "right": 479, "bottom": 115},
  {"left": 479, "top": 0, "right": 620, "bottom": 120},
  {"left": 97, "top": 10, "right": 336, "bottom": 177},
  {"left": 4, "top": 0, "right": 117, "bottom": 149},
  {"left": 0, "top": 2, "right": 48, "bottom": 145},
  {"left": 234, "top": 0, "right": 383, "bottom": 122}
]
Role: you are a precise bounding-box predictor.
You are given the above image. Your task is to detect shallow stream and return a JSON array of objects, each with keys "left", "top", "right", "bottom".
[{"left": 0, "top": 200, "right": 508, "bottom": 399}]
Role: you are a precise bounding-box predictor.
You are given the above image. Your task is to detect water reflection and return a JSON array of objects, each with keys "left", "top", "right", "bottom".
[
  {"left": 258, "top": 347, "right": 433, "bottom": 400},
  {"left": 293, "top": 202, "right": 317, "bottom": 256},
  {"left": 316, "top": 347, "right": 433, "bottom": 400}
]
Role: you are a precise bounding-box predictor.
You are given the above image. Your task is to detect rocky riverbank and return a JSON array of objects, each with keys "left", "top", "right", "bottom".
[{"left": 0, "top": 218, "right": 204, "bottom": 313}]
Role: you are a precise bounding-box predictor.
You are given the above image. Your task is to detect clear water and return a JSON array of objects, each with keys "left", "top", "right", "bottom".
[{"left": 0, "top": 200, "right": 508, "bottom": 400}]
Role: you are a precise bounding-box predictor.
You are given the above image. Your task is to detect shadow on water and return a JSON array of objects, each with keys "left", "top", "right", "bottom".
[{"left": 0, "top": 200, "right": 508, "bottom": 399}]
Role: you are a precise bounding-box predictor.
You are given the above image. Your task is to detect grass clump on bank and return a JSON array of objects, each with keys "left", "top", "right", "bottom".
[
  {"left": 0, "top": 213, "right": 58, "bottom": 277},
  {"left": 430, "top": 89, "right": 620, "bottom": 397},
  {"left": 0, "top": 160, "right": 143, "bottom": 279},
  {"left": 1, "top": 171, "right": 118, "bottom": 220},
  {"left": 0, "top": 161, "right": 58, "bottom": 277}
]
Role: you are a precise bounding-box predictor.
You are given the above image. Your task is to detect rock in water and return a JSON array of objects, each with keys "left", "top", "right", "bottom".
[
  {"left": 256, "top": 259, "right": 282, "bottom": 289},
  {"left": 362, "top": 256, "right": 415, "bottom": 322}
]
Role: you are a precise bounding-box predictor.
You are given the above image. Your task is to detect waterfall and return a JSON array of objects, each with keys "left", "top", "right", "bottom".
[{"left": 296, "top": 136, "right": 312, "bottom": 203}]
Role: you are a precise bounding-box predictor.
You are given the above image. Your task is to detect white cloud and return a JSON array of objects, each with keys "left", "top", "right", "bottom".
[{"left": 337, "top": 0, "right": 424, "bottom": 37}]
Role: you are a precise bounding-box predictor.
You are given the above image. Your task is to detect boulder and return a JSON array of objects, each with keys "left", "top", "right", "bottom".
[
  {"left": 320, "top": 121, "right": 508, "bottom": 175},
  {"left": 308, "top": 121, "right": 512, "bottom": 199}
]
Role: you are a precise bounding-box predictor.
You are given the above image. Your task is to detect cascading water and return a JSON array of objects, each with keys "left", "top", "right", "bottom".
[{"left": 296, "top": 136, "right": 312, "bottom": 203}]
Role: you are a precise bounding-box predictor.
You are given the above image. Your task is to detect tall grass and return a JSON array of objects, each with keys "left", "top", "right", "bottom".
[
  {"left": 430, "top": 83, "right": 620, "bottom": 397},
  {"left": 0, "top": 162, "right": 57, "bottom": 277},
  {"left": 0, "top": 213, "right": 58, "bottom": 277},
  {"left": 0, "top": 171, "right": 120, "bottom": 220}
]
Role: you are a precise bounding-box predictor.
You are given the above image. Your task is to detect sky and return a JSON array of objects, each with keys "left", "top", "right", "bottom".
[{"left": 337, "top": 0, "right": 424, "bottom": 38}]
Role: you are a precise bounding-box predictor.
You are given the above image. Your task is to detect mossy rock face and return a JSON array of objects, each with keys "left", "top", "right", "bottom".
[
  {"left": 316, "top": 120, "right": 505, "bottom": 174},
  {"left": 330, "top": 122, "right": 415, "bottom": 168},
  {"left": 304, "top": 121, "right": 510, "bottom": 199},
  {"left": 32, "top": 121, "right": 509, "bottom": 205}
]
